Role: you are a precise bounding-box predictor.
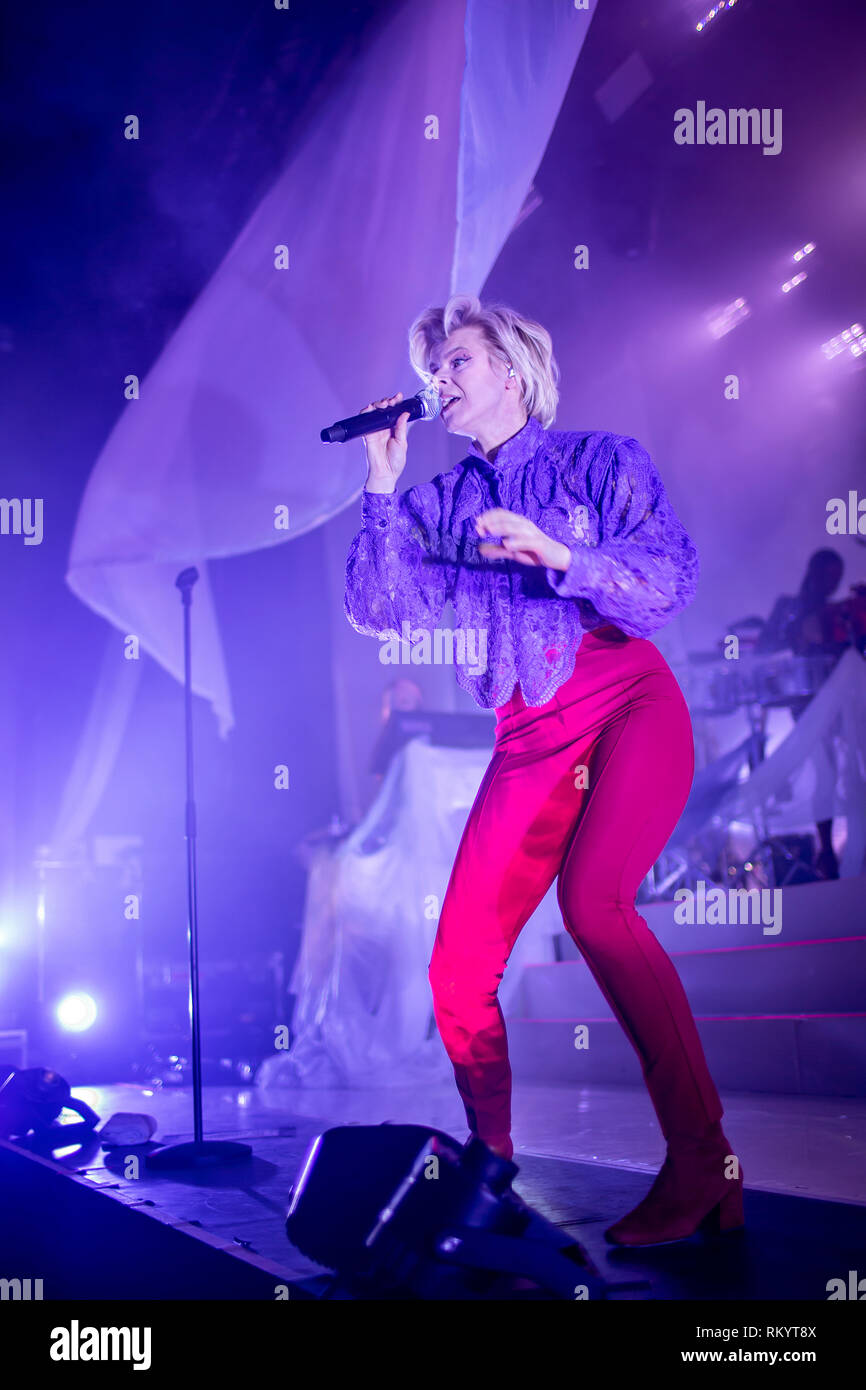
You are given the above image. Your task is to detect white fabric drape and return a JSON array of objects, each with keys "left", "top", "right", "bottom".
[
  {"left": 66, "top": 0, "right": 470, "bottom": 734},
  {"left": 452, "top": 0, "right": 598, "bottom": 294},
  {"left": 50, "top": 631, "right": 144, "bottom": 851},
  {"left": 257, "top": 736, "right": 558, "bottom": 1089}
]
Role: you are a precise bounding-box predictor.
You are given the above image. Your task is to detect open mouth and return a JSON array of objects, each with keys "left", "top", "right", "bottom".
[{"left": 441, "top": 395, "right": 461, "bottom": 415}]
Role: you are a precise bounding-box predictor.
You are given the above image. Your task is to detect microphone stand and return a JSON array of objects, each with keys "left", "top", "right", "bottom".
[{"left": 147, "top": 567, "right": 251, "bottom": 1169}]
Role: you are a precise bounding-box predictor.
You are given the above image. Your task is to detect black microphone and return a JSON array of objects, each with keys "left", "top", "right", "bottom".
[
  {"left": 175, "top": 567, "right": 200, "bottom": 592},
  {"left": 320, "top": 384, "right": 441, "bottom": 443}
]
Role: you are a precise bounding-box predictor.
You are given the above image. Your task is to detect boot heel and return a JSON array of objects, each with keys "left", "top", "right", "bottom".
[{"left": 702, "top": 1182, "right": 744, "bottom": 1234}]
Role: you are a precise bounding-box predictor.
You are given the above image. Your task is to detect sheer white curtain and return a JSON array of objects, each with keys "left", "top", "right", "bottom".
[
  {"left": 259, "top": 737, "right": 558, "bottom": 1088},
  {"left": 453, "top": 0, "right": 597, "bottom": 294},
  {"left": 67, "top": 0, "right": 471, "bottom": 735}
]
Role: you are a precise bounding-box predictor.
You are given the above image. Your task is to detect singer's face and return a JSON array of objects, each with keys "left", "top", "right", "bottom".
[{"left": 429, "top": 325, "right": 510, "bottom": 439}]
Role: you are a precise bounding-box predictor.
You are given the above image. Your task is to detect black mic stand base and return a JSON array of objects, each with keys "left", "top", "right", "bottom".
[{"left": 146, "top": 1139, "right": 252, "bottom": 1170}]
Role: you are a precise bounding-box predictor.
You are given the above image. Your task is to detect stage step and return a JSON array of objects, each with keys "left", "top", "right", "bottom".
[
  {"left": 507, "top": 878, "right": 866, "bottom": 1096},
  {"left": 515, "top": 939, "right": 866, "bottom": 1019},
  {"left": 555, "top": 873, "right": 866, "bottom": 956},
  {"left": 506, "top": 1015, "right": 866, "bottom": 1096}
]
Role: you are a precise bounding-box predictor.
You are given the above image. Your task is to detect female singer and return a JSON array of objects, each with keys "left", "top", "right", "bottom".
[{"left": 344, "top": 295, "right": 743, "bottom": 1246}]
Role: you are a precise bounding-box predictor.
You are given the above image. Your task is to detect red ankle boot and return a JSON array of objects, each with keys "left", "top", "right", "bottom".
[
  {"left": 465, "top": 1135, "right": 514, "bottom": 1162},
  {"left": 604, "top": 1128, "right": 744, "bottom": 1247}
]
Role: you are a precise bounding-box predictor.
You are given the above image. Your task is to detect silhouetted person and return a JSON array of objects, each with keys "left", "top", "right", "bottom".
[
  {"left": 758, "top": 549, "right": 847, "bottom": 879},
  {"left": 758, "top": 549, "right": 845, "bottom": 657}
]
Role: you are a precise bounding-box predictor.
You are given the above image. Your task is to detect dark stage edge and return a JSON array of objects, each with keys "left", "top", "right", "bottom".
[{"left": 3, "top": 1116, "right": 863, "bottom": 1301}]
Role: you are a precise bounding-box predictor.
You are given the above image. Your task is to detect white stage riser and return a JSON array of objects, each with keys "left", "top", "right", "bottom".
[
  {"left": 507, "top": 1017, "right": 866, "bottom": 1096},
  {"left": 513, "top": 940, "right": 866, "bottom": 1020}
]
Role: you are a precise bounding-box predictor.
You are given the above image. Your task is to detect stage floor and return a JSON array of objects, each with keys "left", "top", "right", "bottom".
[
  {"left": 68, "top": 1076, "right": 865, "bottom": 1200},
  {"left": 30, "top": 1076, "right": 862, "bottom": 1299}
]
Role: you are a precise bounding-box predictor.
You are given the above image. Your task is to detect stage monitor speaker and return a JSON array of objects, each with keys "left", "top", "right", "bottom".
[{"left": 286, "top": 1124, "right": 625, "bottom": 1300}]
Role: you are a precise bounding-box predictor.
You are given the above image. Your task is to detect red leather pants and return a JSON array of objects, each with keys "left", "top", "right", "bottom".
[{"left": 428, "top": 626, "right": 724, "bottom": 1158}]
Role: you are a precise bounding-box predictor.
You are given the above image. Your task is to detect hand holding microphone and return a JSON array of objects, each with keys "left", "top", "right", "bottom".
[
  {"left": 320, "top": 384, "right": 441, "bottom": 494},
  {"left": 360, "top": 392, "right": 411, "bottom": 495}
]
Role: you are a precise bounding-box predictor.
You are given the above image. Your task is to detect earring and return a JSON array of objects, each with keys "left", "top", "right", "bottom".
[{"left": 507, "top": 366, "right": 515, "bottom": 378}]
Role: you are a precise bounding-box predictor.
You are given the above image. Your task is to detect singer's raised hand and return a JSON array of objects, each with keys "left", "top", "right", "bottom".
[{"left": 362, "top": 393, "right": 411, "bottom": 494}]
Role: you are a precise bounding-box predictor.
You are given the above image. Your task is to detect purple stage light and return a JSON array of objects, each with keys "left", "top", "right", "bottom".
[
  {"left": 56, "top": 992, "right": 98, "bottom": 1033},
  {"left": 793, "top": 241, "right": 816, "bottom": 262},
  {"left": 696, "top": 0, "right": 737, "bottom": 34},
  {"left": 782, "top": 272, "right": 807, "bottom": 293},
  {"left": 822, "top": 323, "right": 865, "bottom": 360},
  {"left": 706, "top": 296, "right": 750, "bottom": 339}
]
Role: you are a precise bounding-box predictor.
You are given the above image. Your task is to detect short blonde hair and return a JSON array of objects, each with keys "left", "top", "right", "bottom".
[{"left": 409, "top": 294, "right": 559, "bottom": 428}]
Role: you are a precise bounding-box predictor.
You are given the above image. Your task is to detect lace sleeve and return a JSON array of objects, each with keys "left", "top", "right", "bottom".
[
  {"left": 544, "top": 435, "right": 698, "bottom": 636},
  {"left": 344, "top": 482, "right": 450, "bottom": 637}
]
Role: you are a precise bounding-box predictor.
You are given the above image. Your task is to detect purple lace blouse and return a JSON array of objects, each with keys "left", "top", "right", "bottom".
[{"left": 344, "top": 415, "right": 698, "bottom": 709}]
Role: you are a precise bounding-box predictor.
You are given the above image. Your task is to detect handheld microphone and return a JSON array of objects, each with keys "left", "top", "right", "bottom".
[{"left": 320, "top": 384, "right": 441, "bottom": 443}]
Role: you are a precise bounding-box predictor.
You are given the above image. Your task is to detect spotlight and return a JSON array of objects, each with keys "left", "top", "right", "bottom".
[
  {"left": 696, "top": 0, "right": 737, "bottom": 33},
  {"left": 822, "top": 323, "right": 865, "bottom": 360},
  {"left": 706, "top": 296, "right": 750, "bottom": 339},
  {"left": 0, "top": 917, "right": 21, "bottom": 948},
  {"left": 56, "top": 992, "right": 98, "bottom": 1033},
  {"left": 782, "top": 272, "right": 807, "bottom": 293},
  {"left": 792, "top": 241, "right": 816, "bottom": 262}
]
